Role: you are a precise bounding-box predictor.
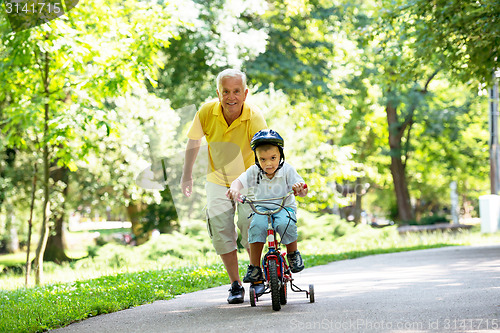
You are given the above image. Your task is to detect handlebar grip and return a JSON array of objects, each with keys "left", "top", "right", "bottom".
[{"left": 293, "top": 183, "right": 307, "bottom": 196}]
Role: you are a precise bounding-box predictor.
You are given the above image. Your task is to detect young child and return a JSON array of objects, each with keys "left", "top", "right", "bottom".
[{"left": 226, "top": 129, "right": 308, "bottom": 286}]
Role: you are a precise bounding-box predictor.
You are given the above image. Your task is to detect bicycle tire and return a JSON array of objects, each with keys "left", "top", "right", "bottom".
[
  {"left": 280, "top": 281, "right": 287, "bottom": 305},
  {"left": 250, "top": 286, "right": 257, "bottom": 307},
  {"left": 309, "top": 284, "right": 315, "bottom": 303},
  {"left": 268, "top": 260, "right": 281, "bottom": 311}
]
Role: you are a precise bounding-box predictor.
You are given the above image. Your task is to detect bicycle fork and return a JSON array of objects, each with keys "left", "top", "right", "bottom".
[{"left": 263, "top": 215, "right": 285, "bottom": 281}]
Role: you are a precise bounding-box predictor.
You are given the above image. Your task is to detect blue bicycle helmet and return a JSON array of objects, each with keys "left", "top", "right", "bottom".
[{"left": 250, "top": 129, "right": 285, "bottom": 175}]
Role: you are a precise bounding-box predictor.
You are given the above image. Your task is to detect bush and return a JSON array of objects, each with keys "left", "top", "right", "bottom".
[
  {"left": 297, "top": 209, "right": 355, "bottom": 242},
  {"left": 408, "top": 215, "right": 449, "bottom": 226}
]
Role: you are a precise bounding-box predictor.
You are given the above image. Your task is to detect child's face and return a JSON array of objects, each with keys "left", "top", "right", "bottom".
[{"left": 256, "top": 146, "right": 281, "bottom": 176}]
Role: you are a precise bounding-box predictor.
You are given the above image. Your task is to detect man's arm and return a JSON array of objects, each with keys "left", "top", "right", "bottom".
[{"left": 181, "top": 138, "right": 201, "bottom": 197}]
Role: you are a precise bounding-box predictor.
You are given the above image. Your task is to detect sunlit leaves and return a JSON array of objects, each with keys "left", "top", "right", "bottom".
[{"left": 406, "top": 0, "right": 499, "bottom": 84}]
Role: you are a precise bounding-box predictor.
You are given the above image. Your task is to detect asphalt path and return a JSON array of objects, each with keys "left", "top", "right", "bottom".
[{"left": 51, "top": 244, "right": 500, "bottom": 333}]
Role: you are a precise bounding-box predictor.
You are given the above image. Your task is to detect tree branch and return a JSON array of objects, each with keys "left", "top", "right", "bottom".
[
  {"left": 398, "top": 70, "right": 439, "bottom": 140},
  {"left": 423, "top": 70, "right": 439, "bottom": 93}
]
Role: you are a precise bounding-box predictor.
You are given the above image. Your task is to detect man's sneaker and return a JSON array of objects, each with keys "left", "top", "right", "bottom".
[
  {"left": 227, "top": 281, "right": 245, "bottom": 304},
  {"left": 243, "top": 265, "right": 264, "bottom": 283},
  {"left": 287, "top": 250, "right": 304, "bottom": 273}
]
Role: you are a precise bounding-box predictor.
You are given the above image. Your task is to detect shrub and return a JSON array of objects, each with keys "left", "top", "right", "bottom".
[{"left": 408, "top": 215, "right": 449, "bottom": 226}]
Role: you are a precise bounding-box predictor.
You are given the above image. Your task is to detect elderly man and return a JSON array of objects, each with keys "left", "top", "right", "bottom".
[{"left": 181, "top": 69, "right": 267, "bottom": 304}]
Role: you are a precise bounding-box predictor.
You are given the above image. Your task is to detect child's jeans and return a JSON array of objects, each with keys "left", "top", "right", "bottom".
[{"left": 248, "top": 207, "right": 297, "bottom": 245}]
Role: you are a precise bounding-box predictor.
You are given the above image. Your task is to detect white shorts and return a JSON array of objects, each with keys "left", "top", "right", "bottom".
[{"left": 205, "top": 182, "right": 252, "bottom": 255}]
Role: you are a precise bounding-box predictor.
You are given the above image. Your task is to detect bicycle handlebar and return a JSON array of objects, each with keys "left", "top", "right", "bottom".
[{"left": 237, "top": 184, "right": 307, "bottom": 216}]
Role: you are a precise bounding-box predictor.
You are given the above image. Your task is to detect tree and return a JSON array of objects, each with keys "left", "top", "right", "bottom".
[
  {"left": 153, "top": 0, "right": 269, "bottom": 113},
  {"left": 352, "top": 0, "right": 492, "bottom": 222},
  {"left": 352, "top": 0, "right": 442, "bottom": 222},
  {"left": 408, "top": 81, "right": 489, "bottom": 218},
  {"left": 244, "top": 0, "right": 364, "bottom": 211},
  {"left": 245, "top": 0, "right": 341, "bottom": 102},
  {"left": 147, "top": 0, "right": 273, "bottom": 222},
  {"left": 0, "top": 0, "right": 179, "bottom": 283}
]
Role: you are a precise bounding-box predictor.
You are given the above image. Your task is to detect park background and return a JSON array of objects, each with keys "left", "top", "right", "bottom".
[{"left": 0, "top": 0, "right": 499, "bottom": 331}]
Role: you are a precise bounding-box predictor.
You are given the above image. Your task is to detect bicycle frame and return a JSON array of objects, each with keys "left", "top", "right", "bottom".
[
  {"left": 239, "top": 190, "right": 294, "bottom": 256},
  {"left": 237, "top": 184, "right": 314, "bottom": 310},
  {"left": 239, "top": 191, "right": 311, "bottom": 310}
]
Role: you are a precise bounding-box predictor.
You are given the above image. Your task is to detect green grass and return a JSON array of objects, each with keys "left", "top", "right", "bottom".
[
  {"left": 0, "top": 252, "right": 34, "bottom": 266},
  {"left": 1, "top": 211, "right": 499, "bottom": 333},
  {"left": 0, "top": 265, "right": 228, "bottom": 333}
]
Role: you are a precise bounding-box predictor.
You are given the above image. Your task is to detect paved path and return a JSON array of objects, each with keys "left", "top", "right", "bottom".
[{"left": 52, "top": 245, "right": 500, "bottom": 333}]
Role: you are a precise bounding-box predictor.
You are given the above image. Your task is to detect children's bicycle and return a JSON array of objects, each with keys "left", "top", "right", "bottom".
[{"left": 238, "top": 188, "right": 315, "bottom": 311}]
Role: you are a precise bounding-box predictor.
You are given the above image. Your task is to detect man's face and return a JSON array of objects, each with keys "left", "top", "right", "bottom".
[
  {"left": 256, "top": 146, "right": 281, "bottom": 175},
  {"left": 217, "top": 76, "right": 248, "bottom": 115}
]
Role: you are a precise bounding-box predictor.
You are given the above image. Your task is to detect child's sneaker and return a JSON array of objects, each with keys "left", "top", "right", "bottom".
[
  {"left": 243, "top": 265, "right": 264, "bottom": 283},
  {"left": 287, "top": 250, "right": 304, "bottom": 273}
]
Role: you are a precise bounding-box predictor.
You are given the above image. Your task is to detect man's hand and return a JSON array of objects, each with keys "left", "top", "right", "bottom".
[
  {"left": 292, "top": 183, "right": 308, "bottom": 197},
  {"left": 181, "top": 175, "right": 194, "bottom": 197},
  {"left": 181, "top": 139, "right": 201, "bottom": 198}
]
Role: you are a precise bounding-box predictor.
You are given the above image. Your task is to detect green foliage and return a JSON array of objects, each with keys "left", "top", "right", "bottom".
[
  {"left": 0, "top": 0, "right": 185, "bottom": 250},
  {"left": 251, "top": 89, "right": 358, "bottom": 211},
  {"left": 297, "top": 209, "right": 352, "bottom": 241},
  {"left": 404, "top": 0, "right": 500, "bottom": 84},
  {"left": 141, "top": 187, "right": 179, "bottom": 234},
  {"left": 0, "top": 0, "right": 495, "bottom": 281},
  {"left": 408, "top": 215, "right": 448, "bottom": 226},
  {"left": 153, "top": 0, "right": 268, "bottom": 110},
  {"left": 64, "top": 230, "right": 216, "bottom": 276}
]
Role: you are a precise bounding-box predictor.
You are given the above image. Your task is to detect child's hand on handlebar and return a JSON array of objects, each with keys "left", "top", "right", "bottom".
[
  {"left": 226, "top": 188, "right": 241, "bottom": 201},
  {"left": 293, "top": 183, "right": 308, "bottom": 197}
]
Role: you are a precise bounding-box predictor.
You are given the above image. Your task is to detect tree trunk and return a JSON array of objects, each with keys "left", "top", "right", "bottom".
[
  {"left": 386, "top": 100, "right": 415, "bottom": 223},
  {"left": 33, "top": 100, "right": 50, "bottom": 285},
  {"left": 415, "top": 198, "right": 422, "bottom": 222},
  {"left": 389, "top": 156, "right": 414, "bottom": 222},
  {"left": 126, "top": 201, "right": 150, "bottom": 245},
  {"left": 123, "top": 189, "right": 150, "bottom": 245},
  {"left": 44, "top": 166, "right": 71, "bottom": 263},
  {"left": 353, "top": 178, "right": 363, "bottom": 224},
  {"left": 25, "top": 163, "right": 37, "bottom": 287},
  {"left": 33, "top": 37, "right": 51, "bottom": 285}
]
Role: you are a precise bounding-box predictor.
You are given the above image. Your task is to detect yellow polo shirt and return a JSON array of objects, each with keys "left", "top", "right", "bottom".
[{"left": 187, "top": 100, "right": 267, "bottom": 186}]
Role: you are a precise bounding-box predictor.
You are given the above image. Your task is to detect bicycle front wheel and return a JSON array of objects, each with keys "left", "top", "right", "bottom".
[{"left": 268, "top": 260, "right": 281, "bottom": 311}]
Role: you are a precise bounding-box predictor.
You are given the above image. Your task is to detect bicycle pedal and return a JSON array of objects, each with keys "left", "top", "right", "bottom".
[{"left": 251, "top": 283, "right": 266, "bottom": 296}]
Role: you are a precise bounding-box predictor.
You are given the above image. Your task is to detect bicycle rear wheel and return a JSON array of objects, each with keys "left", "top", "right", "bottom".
[
  {"left": 268, "top": 260, "right": 281, "bottom": 311},
  {"left": 250, "top": 286, "right": 257, "bottom": 307},
  {"left": 309, "top": 284, "right": 315, "bottom": 303}
]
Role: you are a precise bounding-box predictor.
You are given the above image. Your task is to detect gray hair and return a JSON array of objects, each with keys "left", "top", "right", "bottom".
[{"left": 216, "top": 69, "right": 247, "bottom": 92}]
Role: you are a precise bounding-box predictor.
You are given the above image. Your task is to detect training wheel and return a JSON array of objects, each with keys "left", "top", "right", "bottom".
[
  {"left": 250, "top": 286, "right": 257, "bottom": 307},
  {"left": 309, "top": 284, "right": 315, "bottom": 303}
]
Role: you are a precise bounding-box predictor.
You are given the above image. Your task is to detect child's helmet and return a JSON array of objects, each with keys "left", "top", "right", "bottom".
[
  {"left": 250, "top": 129, "right": 285, "bottom": 174},
  {"left": 250, "top": 129, "right": 284, "bottom": 151}
]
